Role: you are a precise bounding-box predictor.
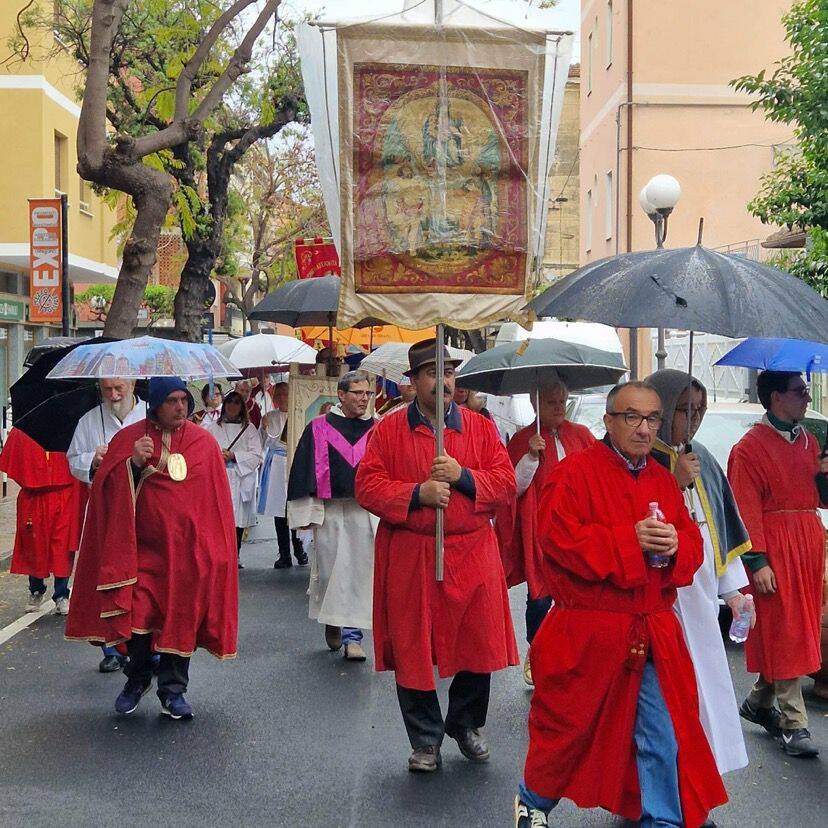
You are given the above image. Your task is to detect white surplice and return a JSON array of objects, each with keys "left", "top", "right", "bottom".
[
  {"left": 205, "top": 420, "right": 262, "bottom": 528},
  {"left": 67, "top": 401, "right": 146, "bottom": 483},
  {"left": 674, "top": 486, "right": 750, "bottom": 775}
]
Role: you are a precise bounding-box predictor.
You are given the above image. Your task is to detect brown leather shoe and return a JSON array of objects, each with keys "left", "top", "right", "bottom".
[
  {"left": 324, "top": 625, "right": 342, "bottom": 651},
  {"left": 450, "top": 728, "right": 490, "bottom": 762},
  {"left": 408, "top": 745, "right": 442, "bottom": 773}
]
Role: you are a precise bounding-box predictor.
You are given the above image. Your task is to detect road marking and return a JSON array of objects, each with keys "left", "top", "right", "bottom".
[{"left": 0, "top": 601, "right": 55, "bottom": 646}]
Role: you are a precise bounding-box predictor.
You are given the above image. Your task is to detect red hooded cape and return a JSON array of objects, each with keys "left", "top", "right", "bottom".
[
  {"left": 356, "top": 405, "right": 519, "bottom": 691},
  {"left": 65, "top": 419, "right": 238, "bottom": 658},
  {"left": 524, "top": 441, "right": 726, "bottom": 828},
  {"left": 0, "top": 428, "right": 86, "bottom": 578},
  {"left": 496, "top": 419, "right": 595, "bottom": 598}
]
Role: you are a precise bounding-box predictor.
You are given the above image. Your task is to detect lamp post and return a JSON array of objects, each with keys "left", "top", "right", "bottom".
[{"left": 640, "top": 174, "right": 681, "bottom": 370}]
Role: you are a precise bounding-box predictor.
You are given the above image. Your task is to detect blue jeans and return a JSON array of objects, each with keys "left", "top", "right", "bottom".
[
  {"left": 520, "top": 661, "right": 682, "bottom": 827},
  {"left": 342, "top": 627, "right": 363, "bottom": 644},
  {"left": 525, "top": 595, "right": 553, "bottom": 645},
  {"left": 28, "top": 576, "right": 70, "bottom": 600}
]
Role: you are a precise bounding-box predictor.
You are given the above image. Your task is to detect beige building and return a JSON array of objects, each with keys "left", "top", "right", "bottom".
[
  {"left": 0, "top": 12, "right": 119, "bottom": 401},
  {"left": 543, "top": 64, "right": 581, "bottom": 281},
  {"left": 579, "top": 0, "right": 794, "bottom": 374}
]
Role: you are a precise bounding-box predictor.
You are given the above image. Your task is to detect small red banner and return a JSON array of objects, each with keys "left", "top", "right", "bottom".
[{"left": 294, "top": 237, "right": 341, "bottom": 279}]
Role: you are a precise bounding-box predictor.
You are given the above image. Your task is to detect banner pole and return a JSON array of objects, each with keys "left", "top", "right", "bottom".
[
  {"left": 60, "top": 193, "right": 70, "bottom": 336},
  {"left": 435, "top": 322, "right": 445, "bottom": 582}
]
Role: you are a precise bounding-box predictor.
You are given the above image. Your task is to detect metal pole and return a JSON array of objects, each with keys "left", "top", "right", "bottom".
[
  {"left": 435, "top": 323, "right": 445, "bottom": 582},
  {"left": 653, "top": 213, "right": 667, "bottom": 371},
  {"left": 535, "top": 387, "right": 541, "bottom": 437},
  {"left": 60, "top": 193, "right": 70, "bottom": 336}
]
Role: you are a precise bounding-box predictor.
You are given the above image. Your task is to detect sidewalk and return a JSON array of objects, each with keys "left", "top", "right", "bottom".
[{"left": 0, "top": 483, "right": 19, "bottom": 571}]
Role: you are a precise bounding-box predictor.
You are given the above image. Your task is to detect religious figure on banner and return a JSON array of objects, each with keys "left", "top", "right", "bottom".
[{"left": 353, "top": 62, "right": 528, "bottom": 294}]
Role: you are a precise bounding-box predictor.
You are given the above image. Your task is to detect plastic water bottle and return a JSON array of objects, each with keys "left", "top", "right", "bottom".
[
  {"left": 646, "top": 502, "right": 671, "bottom": 568},
  {"left": 729, "top": 594, "right": 755, "bottom": 643}
]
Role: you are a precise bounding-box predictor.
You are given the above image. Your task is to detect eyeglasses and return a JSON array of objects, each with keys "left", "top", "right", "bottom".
[
  {"left": 675, "top": 406, "right": 704, "bottom": 418},
  {"left": 344, "top": 390, "right": 375, "bottom": 398},
  {"left": 607, "top": 412, "right": 663, "bottom": 429},
  {"left": 785, "top": 386, "right": 810, "bottom": 398}
]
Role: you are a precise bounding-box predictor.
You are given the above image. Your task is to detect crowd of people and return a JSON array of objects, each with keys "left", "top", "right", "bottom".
[{"left": 1, "top": 336, "right": 826, "bottom": 827}]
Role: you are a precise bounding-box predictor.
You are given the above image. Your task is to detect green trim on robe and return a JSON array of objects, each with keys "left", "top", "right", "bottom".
[{"left": 652, "top": 439, "right": 752, "bottom": 577}]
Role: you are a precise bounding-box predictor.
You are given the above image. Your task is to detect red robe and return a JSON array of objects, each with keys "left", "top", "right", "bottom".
[
  {"left": 0, "top": 429, "right": 85, "bottom": 579},
  {"left": 65, "top": 420, "right": 238, "bottom": 659},
  {"left": 524, "top": 441, "right": 726, "bottom": 828},
  {"left": 728, "top": 423, "right": 825, "bottom": 679},
  {"left": 355, "top": 405, "right": 519, "bottom": 690},
  {"left": 497, "top": 419, "right": 595, "bottom": 598}
]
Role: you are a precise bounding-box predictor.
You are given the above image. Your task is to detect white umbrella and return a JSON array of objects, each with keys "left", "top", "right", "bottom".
[
  {"left": 217, "top": 334, "right": 317, "bottom": 370},
  {"left": 359, "top": 342, "right": 474, "bottom": 386}
]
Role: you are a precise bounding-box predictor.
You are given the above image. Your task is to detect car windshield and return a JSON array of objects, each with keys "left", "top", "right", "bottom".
[
  {"left": 574, "top": 399, "right": 607, "bottom": 437},
  {"left": 693, "top": 412, "right": 764, "bottom": 468}
]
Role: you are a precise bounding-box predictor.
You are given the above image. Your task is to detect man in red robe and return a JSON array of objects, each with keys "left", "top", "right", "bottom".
[
  {"left": 496, "top": 381, "right": 595, "bottom": 686},
  {"left": 356, "top": 338, "right": 518, "bottom": 773},
  {"left": 66, "top": 377, "right": 238, "bottom": 721},
  {"left": 515, "top": 381, "right": 726, "bottom": 828},
  {"left": 729, "top": 370, "right": 827, "bottom": 758},
  {"left": 0, "top": 429, "right": 85, "bottom": 615}
]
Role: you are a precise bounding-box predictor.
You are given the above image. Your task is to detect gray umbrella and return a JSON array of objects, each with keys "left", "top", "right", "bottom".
[
  {"left": 529, "top": 244, "right": 828, "bottom": 340},
  {"left": 248, "top": 275, "right": 385, "bottom": 328},
  {"left": 455, "top": 338, "right": 628, "bottom": 396}
]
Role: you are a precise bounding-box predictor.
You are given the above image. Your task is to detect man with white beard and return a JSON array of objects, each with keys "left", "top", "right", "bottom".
[{"left": 68, "top": 378, "right": 145, "bottom": 672}]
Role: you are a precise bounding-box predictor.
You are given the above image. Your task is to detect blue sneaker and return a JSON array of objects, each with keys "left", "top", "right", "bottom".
[
  {"left": 114, "top": 680, "right": 152, "bottom": 714},
  {"left": 160, "top": 693, "right": 194, "bottom": 720}
]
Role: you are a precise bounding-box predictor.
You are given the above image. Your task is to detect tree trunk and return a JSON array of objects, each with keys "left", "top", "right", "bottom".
[{"left": 174, "top": 236, "right": 217, "bottom": 341}]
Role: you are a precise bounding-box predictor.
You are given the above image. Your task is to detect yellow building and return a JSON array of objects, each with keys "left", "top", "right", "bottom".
[
  {"left": 543, "top": 64, "right": 581, "bottom": 281},
  {"left": 0, "top": 9, "right": 119, "bottom": 401},
  {"left": 579, "top": 0, "right": 794, "bottom": 374}
]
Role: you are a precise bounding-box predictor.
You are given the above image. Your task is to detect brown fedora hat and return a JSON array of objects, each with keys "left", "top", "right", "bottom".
[{"left": 404, "top": 338, "right": 463, "bottom": 377}]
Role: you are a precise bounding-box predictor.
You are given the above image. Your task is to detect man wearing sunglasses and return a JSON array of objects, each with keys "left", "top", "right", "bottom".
[
  {"left": 729, "top": 371, "right": 828, "bottom": 758},
  {"left": 287, "top": 370, "right": 377, "bottom": 661},
  {"left": 515, "top": 380, "right": 725, "bottom": 828}
]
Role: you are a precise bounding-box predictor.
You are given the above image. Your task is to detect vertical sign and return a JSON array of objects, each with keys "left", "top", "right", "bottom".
[{"left": 28, "top": 198, "right": 63, "bottom": 323}]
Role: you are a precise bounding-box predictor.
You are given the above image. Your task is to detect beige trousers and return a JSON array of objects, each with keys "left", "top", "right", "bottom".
[{"left": 748, "top": 674, "right": 808, "bottom": 730}]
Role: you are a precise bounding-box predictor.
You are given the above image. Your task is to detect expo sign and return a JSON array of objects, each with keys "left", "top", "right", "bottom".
[{"left": 28, "top": 198, "right": 63, "bottom": 323}]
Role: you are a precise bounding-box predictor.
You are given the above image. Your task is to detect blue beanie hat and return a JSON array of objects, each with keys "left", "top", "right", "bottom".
[{"left": 147, "top": 376, "right": 194, "bottom": 416}]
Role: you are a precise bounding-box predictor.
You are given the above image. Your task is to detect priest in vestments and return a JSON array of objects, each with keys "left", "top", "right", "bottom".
[
  {"left": 728, "top": 370, "right": 827, "bottom": 759},
  {"left": 66, "top": 378, "right": 238, "bottom": 721},
  {"left": 496, "top": 380, "right": 595, "bottom": 687},
  {"left": 516, "top": 381, "right": 726, "bottom": 828},
  {"left": 356, "top": 339, "right": 518, "bottom": 773},
  {"left": 0, "top": 428, "right": 86, "bottom": 615},
  {"left": 287, "top": 370, "right": 376, "bottom": 661},
  {"left": 647, "top": 369, "right": 750, "bottom": 781}
]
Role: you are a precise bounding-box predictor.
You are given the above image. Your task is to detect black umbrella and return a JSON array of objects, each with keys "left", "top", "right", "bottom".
[
  {"left": 11, "top": 338, "right": 147, "bottom": 452},
  {"left": 529, "top": 244, "right": 828, "bottom": 340},
  {"left": 24, "top": 336, "right": 86, "bottom": 368}
]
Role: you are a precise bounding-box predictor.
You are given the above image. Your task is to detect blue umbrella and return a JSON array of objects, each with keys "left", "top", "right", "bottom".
[{"left": 716, "top": 337, "right": 828, "bottom": 378}]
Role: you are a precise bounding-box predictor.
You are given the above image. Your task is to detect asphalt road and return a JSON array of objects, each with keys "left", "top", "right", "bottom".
[{"left": 0, "top": 539, "right": 825, "bottom": 827}]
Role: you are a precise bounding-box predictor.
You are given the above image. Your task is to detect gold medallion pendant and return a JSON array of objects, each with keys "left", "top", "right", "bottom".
[{"left": 167, "top": 453, "right": 187, "bottom": 481}]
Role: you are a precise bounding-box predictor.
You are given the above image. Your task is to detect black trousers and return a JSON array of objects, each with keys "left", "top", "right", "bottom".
[
  {"left": 274, "top": 516, "right": 304, "bottom": 560},
  {"left": 236, "top": 526, "right": 244, "bottom": 555},
  {"left": 396, "top": 672, "right": 491, "bottom": 748},
  {"left": 125, "top": 633, "right": 190, "bottom": 697}
]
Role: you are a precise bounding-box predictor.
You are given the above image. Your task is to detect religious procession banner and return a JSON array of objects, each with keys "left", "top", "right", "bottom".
[{"left": 298, "top": 8, "right": 573, "bottom": 331}]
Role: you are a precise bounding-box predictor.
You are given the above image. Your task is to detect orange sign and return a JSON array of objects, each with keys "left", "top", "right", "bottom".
[{"left": 28, "top": 198, "right": 63, "bottom": 323}]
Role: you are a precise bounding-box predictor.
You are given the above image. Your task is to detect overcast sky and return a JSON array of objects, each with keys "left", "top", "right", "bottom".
[{"left": 281, "top": 0, "right": 581, "bottom": 60}]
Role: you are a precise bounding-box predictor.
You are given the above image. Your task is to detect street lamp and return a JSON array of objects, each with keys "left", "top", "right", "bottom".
[{"left": 640, "top": 174, "right": 681, "bottom": 369}]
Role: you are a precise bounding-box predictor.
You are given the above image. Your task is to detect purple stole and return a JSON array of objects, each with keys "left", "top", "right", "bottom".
[{"left": 311, "top": 416, "right": 373, "bottom": 499}]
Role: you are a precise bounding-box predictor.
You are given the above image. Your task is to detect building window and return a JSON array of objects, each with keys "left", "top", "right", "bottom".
[
  {"left": 605, "top": 171, "right": 613, "bottom": 239},
  {"left": 587, "top": 31, "right": 593, "bottom": 94},
  {"left": 54, "top": 132, "right": 68, "bottom": 196},
  {"left": 79, "top": 178, "right": 91, "bottom": 214},
  {"left": 606, "top": 1, "right": 613, "bottom": 66},
  {"left": 585, "top": 188, "right": 593, "bottom": 252}
]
